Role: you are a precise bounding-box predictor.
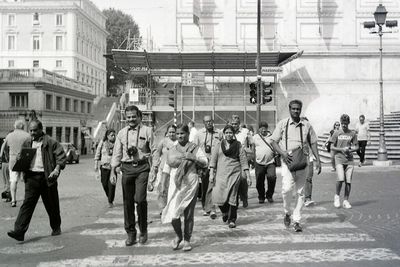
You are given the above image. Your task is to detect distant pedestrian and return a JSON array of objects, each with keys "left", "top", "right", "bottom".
[
  {"left": 149, "top": 124, "right": 177, "bottom": 213},
  {"left": 252, "top": 121, "right": 276, "bottom": 204},
  {"left": 325, "top": 122, "right": 341, "bottom": 171},
  {"left": 161, "top": 124, "right": 207, "bottom": 252},
  {"left": 193, "top": 115, "right": 222, "bottom": 219},
  {"left": 7, "top": 119, "right": 67, "bottom": 242},
  {"left": 0, "top": 119, "right": 30, "bottom": 207},
  {"left": 210, "top": 125, "right": 251, "bottom": 229},
  {"left": 0, "top": 140, "right": 11, "bottom": 202},
  {"left": 94, "top": 129, "right": 117, "bottom": 208},
  {"left": 331, "top": 114, "right": 358, "bottom": 209},
  {"left": 110, "top": 105, "right": 154, "bottom": 246},
  {"left": 271, "top": 100, "right": 321, "bottom": 232},
  {"left": 188, "top": 121, "right": 198, "bottom": 142},
  {"left": 355, "top": 115, "right": 370, "bottom": 167}
]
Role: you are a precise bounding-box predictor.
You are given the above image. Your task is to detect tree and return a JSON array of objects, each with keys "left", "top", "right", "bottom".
[{"left": 102, "top": 8, "right": 141, "bottom": 95}]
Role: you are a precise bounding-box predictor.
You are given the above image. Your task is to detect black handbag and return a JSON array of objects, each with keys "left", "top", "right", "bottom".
[
  {"left": 285, "top": 119, "right": 308, "bottom": 172},
  {"left": 258, "top": 134, "right": 281, "bottom": 167}
]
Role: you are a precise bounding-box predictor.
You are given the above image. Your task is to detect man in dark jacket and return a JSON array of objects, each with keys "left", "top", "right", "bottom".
[{"left": 7, "top": 119, "right": 67, "bottom": 242}]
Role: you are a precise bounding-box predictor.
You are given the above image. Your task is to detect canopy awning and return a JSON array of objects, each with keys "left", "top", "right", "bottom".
[{"left": 108, "top": 50, "right": 303, "bottom": 76}]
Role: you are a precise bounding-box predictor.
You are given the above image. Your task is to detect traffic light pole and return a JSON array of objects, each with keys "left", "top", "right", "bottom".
[{"left": 256, "top": 0, "right": 261, "bottom": 131}]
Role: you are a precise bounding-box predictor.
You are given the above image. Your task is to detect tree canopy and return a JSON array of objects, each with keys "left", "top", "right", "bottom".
[{"left": 103, "top": 8, "right": 141, "bottom": 95}]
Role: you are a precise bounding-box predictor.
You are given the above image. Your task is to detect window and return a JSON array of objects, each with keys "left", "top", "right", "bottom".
[
  {"left": 45, "top": 127, "right": 53, "bottom": 137},
  {"left": 56, "top": 60, "right": 62, "bottom": 68},
  {"left": 33, "top": 35, "right": 40, "bottom": 50},
  {"left": 80, "top": 101, "right": 85, "bottom": 113},
  {"left": 65, "top": 98, "right": 71, "bottom": 111},
  {"left": 56, "top": 36, "right": 63, "bottom": 50},
  {"left": 56, "top": 127, "right": 62, "bottom": 142},
  {"left": 46, "top": 94, "right": 53, "bottom": 110},
  {"left": 56, "top": 14, "right": 63, "bottom": 26},
  {"left": 33, "top": 60, "right": 39, "bottom": 68},
  {"left": 10, "top": 93, "right": 28, "bottom": 108},
  {"left": 73, "top": 99, "right": 78, "bottom": 112},
  {"left": 65, "top": 127, "right": 71, "bottom": 142},
  {"left": 33, "top": 12, "right": 39, "bottom": 25},
  {"left": 8, "top": 60, "right": 14, "bottom": 68},
  {"left": 8, "top": 14, "right": 15, "bottom": 26},
  {"left": 56, "top": 96, "right": 62, "bottom": 111},
  {"left": 7, "top": 35, "right": 15, "bottom": 50},
  {"left": 87, "top": 102, "right": 92, "bottom": 113}
]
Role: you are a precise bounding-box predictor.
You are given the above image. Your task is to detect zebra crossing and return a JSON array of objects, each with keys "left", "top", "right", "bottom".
[{"left": 37, "top": 192, "right": 400, "bottom": 267}]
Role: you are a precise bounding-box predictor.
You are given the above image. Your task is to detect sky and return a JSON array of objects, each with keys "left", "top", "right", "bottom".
[{"left": 90, "top": 0, "right": 166, "bottom": 46}]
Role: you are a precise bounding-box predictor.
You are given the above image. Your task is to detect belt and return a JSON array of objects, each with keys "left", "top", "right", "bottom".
[{"left": 122, "top": 158, "right": 148, "bottom": 167}]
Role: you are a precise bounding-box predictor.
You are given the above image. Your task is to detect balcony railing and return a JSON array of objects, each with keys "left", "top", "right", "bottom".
[{"left": 0, "top": 69, "right": 93, "bottom": 94}]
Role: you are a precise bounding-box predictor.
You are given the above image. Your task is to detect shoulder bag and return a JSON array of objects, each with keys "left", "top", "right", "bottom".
[
  {"left": 258, "top": 134, "right": 281, "bottom": 167},
  {"left": 285, "top": 119, "right": 308, "bottom": 172}
]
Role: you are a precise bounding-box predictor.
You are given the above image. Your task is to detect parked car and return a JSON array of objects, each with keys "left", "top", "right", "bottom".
[{"left": 60, "top": 143, "right": 80, "bottom": 164}]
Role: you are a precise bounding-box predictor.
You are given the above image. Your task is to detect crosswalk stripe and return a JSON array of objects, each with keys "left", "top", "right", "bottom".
[
  {"left": 80, "top": 221, "right": 357, "bottom": 236},
  {"left": 38, "top": 248, "right": 400, "bottom": 266},
  {"left": 95, "top": 213, "right": 339, "bottom": 225},
  {"left": 105, "top": 233, "right": 375, "bottom": 248}
]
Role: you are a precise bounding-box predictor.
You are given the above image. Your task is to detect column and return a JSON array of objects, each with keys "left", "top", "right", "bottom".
[{"left": 222, "top": 0, "right": 238, "bottom": 50}]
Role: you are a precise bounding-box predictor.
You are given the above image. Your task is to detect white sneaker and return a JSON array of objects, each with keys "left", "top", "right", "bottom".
[
  {"left": 304, "top": 200, "right": 315, "bottom": 207},
  {"left": 334, "top": 195, "right": 341, "bottom": 208},
  {"left": 342, "top": 200, "right": 352, "bottom": 209}
]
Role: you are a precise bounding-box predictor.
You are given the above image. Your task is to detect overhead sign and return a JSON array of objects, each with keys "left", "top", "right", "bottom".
[
  {"left": 182, "top": 71, "right": 205, "bottom": 87},
  {"left": 129, "top": 88, "right": 139, "bottom": 102},
  {"left": 261, "top": 66, "right": 283, "bottom": 74}
]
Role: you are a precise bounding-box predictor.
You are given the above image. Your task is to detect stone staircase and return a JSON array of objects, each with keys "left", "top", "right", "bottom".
[{"left": 318, "top": 111, "right": 400, "bottom": 163}]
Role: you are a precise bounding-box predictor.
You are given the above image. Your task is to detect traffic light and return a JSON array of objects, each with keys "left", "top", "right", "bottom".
[
  {"left": 168, "top": 88, "right": 176, "bottom": 108},
  {"left": 249, "top": 82, "right": 257, "bottom": 104},
  {"left": 262, "top": 82, "right": 273, "bottom": 104}
]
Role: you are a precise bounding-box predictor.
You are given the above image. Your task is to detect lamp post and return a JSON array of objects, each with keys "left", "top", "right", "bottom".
[{"left": 363, "top": 4, "right": 398, "bottom": 163}]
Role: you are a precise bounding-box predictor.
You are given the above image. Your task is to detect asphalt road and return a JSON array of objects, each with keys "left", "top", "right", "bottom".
[{"left": 0, "top": 156, "right": 399, "bottom": 267}]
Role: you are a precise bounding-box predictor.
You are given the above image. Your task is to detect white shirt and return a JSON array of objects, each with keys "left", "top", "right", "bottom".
[
  {"left": 355, "top": 122, "right": 369, "bottom": 141},
  {"left": 31, "top": 140, "right": 44, "bottom": 172},
  {"left": 189, "top": 127, "right": 198, "bottom": 142}
]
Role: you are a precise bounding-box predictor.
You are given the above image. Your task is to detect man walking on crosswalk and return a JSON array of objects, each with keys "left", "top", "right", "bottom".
[{"left": 270, "top": 100, "right": 321, "bottom": 232}]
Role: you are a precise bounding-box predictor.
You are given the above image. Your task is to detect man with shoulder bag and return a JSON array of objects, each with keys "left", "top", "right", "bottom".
[
  {"left": 270, "top": 100, "right": 321, "bottom": 232},
  {"left": 252, "top": 121, "right": 277, "bottom": 204}
]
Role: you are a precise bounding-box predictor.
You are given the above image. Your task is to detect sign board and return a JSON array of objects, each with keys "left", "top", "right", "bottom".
[
  {"left": 129, "top": 88, "right": 139, "bottom": 102},
  {"left": 182, "top": 71, "right": 205, "bottom": 87},
  {"left": 261, "top": 66, "right": 283, "bottom": 74}
]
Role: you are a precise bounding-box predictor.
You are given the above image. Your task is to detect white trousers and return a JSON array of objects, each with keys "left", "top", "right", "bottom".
[{"left": 281, "top": 162, "right": 307, "bottom": 223}]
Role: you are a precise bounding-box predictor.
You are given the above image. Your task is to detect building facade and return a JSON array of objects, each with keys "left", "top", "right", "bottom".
[
  {"left": 0, "top": 0, "right": 108, "bottom": 98},
  {"left": 140, "top": 0, "right": 400, "bottom": 133},
  {"left": 0, "top": 68, "right": 95, "bottom": 153}
]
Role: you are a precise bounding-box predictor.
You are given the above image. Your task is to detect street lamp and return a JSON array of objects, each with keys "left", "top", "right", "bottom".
[{"left": 363, "top": 4, "right": 398, "bottom": 163}]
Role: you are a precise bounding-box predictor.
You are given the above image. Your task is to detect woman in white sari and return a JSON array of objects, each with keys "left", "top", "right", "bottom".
[{"left": 161, "top": 123, "right": 207, "bottom": 251}]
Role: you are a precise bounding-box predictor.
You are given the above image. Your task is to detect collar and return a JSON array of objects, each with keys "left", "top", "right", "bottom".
[
  {"left": 202, "top": 127, "right": 216, "bottom": 134},
  {"left": 128, "top": 123, "right": 142, "bottom": 131},
  {"left": 288, "top": 117, "right": 304, "bottom": 126}
]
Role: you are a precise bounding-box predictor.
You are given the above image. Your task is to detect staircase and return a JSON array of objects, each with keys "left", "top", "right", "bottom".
[
  {"left": 92, "top": 97, "right": 120, "bottom": 141},
  {"left": 318, "top": 111, "right": 400, "bottom": 163}
]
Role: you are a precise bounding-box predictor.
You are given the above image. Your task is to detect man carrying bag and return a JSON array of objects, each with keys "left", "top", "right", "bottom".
[{"left": 270, "top": 100, "right": 321, "bottom": 232}]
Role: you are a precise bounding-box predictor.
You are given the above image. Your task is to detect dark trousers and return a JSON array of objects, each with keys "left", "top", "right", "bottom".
[
  {"left": 357, "top": 140, "right": 368, "bottom": 163},
  {"left": 255, "top": 162, "right": 276, "bottom": 201},
  {"left": 219, "top": 202, "right": 238, "bottom": 223},
  {"left": 100, "top": 167, "right": 116, "bottom": 203},
  {"left": 305, "top": 161, "right": 314, "bottom": 200},
  {"left": 171, "top": 193, "right": 197, "bottom": 242},
  {"left": 200, "top": 169, "right": 209, "bottom": 209},
  {"left": 121, "top": 162, "right": 149, "bottom": 235},
  {"left": 238, "top": 177, "right": 248, "bottom": 203},
  {"left": 14, "top": 172, "right": 61, "bottom": 234}
]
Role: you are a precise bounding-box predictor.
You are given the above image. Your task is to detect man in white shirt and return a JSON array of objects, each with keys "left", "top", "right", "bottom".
[
  {"left": 188, "top": 121, "right": 198, "bottom": 142},
  {"left": 355, "top": 115, "right": 370, "bottom": 167}
]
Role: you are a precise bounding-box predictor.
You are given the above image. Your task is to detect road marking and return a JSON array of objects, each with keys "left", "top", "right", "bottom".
[
  {"left": 96, "top": 213, "right": 339, "bottom": 225},
  {"left": 38, "top": 248, "right": 400, "bottom": 266},
  {"left": 80, "top": 221, "right": 357, "bottom": 236},
  {"left": 0, "top": 242, "right": 64, "bottom": 255},
  {"left": 105, "top": 233, "right": 375, "bottom": 248}
]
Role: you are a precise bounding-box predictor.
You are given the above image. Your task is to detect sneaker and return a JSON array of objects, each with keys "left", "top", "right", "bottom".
[
  {"left": 210, "top": 211, "right": 217, "bottom": 220},
  {"left": 304, "top": 200, "right": 315, "bottom": 207},
  {"left": 51, "top": 228, "right": 61, "bottom": 236},
  {"left": 242, "top": 199, "right": 248, "bottom": 208},
  {"left": 331, "top": 168, "right": 336, "bottom": 172},
  {"left": 182, "top": 241, "right": 192, "bottom": 251},
  {"left": 203, "top": 211, "right": 210, "bottom": 216},
  {"left": 259, "top": 199, "right": 265, "bottom": 204},
  {"left": 7, "top": 230, "right": 24, "bottom": 242},
  {"left": 283, "top": 213, "right": 291, "bottom": 227},
  {"left": 358, "top": 162, "right": 362, "bottom": 167},
  {"left": 222, "top": 213, "right": 228, "bottom": 223},
  {"left": 139, "top": 232, "right": 148, "bottom": 244},
  {"left": 228, "top": 222, "right": 236, "bottom": 228},
  {"left": 171, "top": 237, "right": 182, "bottom": 250},
  {"left": 293, "top": 222, "right": 303, "bottom": 232},
  {"left": 267, "top": 198, "right": 274, "bottom": 203},
  {"left": 334, "top": 195, "right": 341, "bottom": 208},
  {"left": 342, "top": 200, "right": 352, "bottom": 209}
]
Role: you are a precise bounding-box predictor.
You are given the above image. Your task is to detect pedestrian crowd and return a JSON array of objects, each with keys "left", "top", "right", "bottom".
[{"left": 1, "top": 99, "right": 370, "bottom": 252}]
